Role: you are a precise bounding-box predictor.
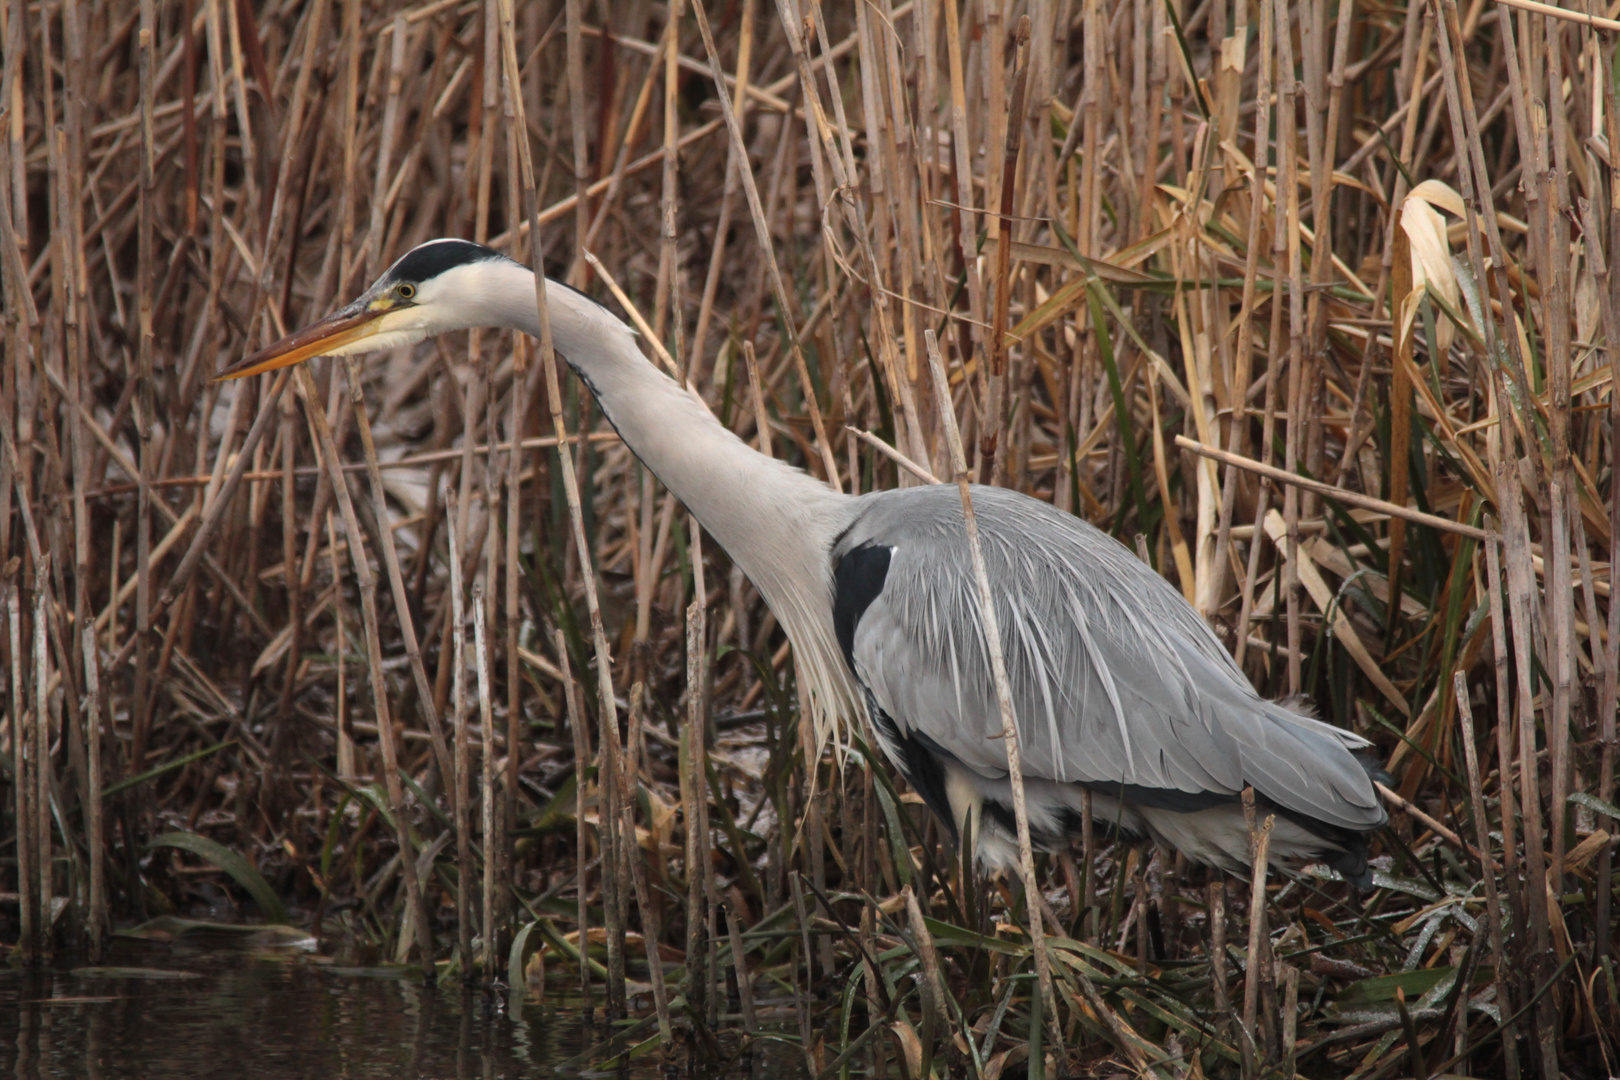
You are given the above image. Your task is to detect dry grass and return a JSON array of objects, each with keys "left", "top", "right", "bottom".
[{"left": 2, "top": 0, "right": 1617, "bottom": 1076}]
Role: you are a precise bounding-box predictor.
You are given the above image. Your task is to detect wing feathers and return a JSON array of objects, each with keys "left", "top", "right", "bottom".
[{"left": 839, "top": 485, "right": 1386, "bottom": 835}]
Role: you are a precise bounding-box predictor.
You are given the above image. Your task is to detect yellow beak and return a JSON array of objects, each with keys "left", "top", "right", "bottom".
[{"left": 214, "top": 305, "right": 389, "bottom": 381}]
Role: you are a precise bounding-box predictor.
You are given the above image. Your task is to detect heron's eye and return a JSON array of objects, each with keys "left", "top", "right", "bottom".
[{"left": 397, "top": 283, "right": 417, "bottom": 300}]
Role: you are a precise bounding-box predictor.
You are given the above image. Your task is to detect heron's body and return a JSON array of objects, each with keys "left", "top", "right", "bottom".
[{"left": 222, "top": 239, "right": 1387, "bottom": 886}]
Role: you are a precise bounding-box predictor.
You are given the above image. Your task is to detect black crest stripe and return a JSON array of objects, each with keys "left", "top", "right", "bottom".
[{"left": 388, "top": 240, "right": 505, "bottom": 283}]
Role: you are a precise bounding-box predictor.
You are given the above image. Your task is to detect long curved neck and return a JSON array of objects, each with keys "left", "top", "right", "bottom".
[
  {"left": 483, "top": 259, "right": 854, "bottom": 617},
  {"left": 480, "top": 257, "right": 863, "bottom": 749}
]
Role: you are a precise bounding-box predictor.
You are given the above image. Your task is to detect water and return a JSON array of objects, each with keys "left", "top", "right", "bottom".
[{"left": 1, "top": 926, "right": 774, "bottom": 1079}]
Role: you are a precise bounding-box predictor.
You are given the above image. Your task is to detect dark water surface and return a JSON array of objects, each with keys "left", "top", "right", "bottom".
[{"left": 1, "top": 932, "right": 765, "bottom": 1079}]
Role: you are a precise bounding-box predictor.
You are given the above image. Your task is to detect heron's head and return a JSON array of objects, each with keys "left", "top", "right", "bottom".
[{"left": 215, "top": 239, "right": 520, "bottom": 380}]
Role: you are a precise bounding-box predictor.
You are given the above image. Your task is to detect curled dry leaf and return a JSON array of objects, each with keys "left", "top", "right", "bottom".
[
  {"left": 1400, "top": 179, "right": 1468, "bottom": 354},
  {"left": 890, "top": 1018, "right": 924, "bottom": 1077},
  {"left": 1409, "top": 178, "right": 1467, "bottom": 216}
]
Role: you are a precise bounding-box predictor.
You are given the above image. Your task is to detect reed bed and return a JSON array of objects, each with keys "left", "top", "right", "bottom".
[{"left": 2, "top": 0, "right": 1616, "bottom": 1076}]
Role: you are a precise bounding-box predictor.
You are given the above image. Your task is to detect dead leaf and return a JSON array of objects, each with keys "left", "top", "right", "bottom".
[
  {"left": 1401, "top": 180, "right": 1472, "bottom": 359},
  {"left": 890, "top": 1018, "right": 924, "bottom": 1078}
]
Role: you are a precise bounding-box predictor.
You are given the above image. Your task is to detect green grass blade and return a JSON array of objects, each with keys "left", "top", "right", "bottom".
[
  {"left": 102, "top": 740, "right": 237, "bottom": 800},
  {"left": 148, "top": 831, "right": 289, "bottom": 924}
]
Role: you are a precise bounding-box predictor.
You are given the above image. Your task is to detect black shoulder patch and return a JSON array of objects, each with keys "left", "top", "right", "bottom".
[
  {"left": 387, "top": 239, "right": 505, "bottom": 284},
  {"left": 833, "top": 543, "right": 892, "bottom": 669}
]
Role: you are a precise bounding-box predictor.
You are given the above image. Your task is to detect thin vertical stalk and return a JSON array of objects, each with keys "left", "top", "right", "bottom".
[
  {"left": 1240, "top": 792, "right": 1275, "bottom": 1080},
  {"left": 1538, "top": 8, "right": 1575, "bottom": 917},
  {"left": 1280, "top": 963, "right": 1300, "bottom": 1079},
  {"left": 293, "top": 363, "right": 433, "bottom": 979},
  {"left": 449, "top": 493, "right": 473, "bottom": 975},
  {"left": 944, "top": 0, "right": 989, "bottom": 390},
  {"left": 1210, "top": 879, "right": 1231, "bottom": 1034},
  {"left": 1233, "top": 0, "right": 1277, "bottom": 672},
  {"left": 564, "top": 0, "right": 589, "bottom": 285},
  {"left": 924, "top": 329, "right": 1069, "bottom": 1060},
  {"left": 335, "top": 0, "right": 361, "bottom": 294},
  {"left": 905, "top": 886, "right": 945, "bottom": 1076},
  {"left": 1455, "top": 672, "right": 1517, "bottom": 1062},
  {"left": 799, "top": 0, "right": 927, "bottom": 469},
  {"left": 342, "top": 360, "right": 454, "bottom": 788},
  {"left": 58, "top": 0, "right": 91, "bottom": 881},
  {"left": 692, "top": 0, "right": 844, "bottom": 489},
  {"left": 723, "top": 893, "right": 755, "bottom": 1033},
  {"left": 363, "top": 16, "right": 409, "bottom": 279},
  {"left": 683, "top": 595, "right": 709, "bottom": 1019},
  {"left": 691, "top": 0, "right": 756, "bottom": 374},
  {"left": 615, "top": 681, "right": 673, "bottom": 1041},
  {"left": 788, "top": 871, "right": 817, "bottom": 1070},
  {"left": 744, "top": 340, "right": 773, "bottom": 459},
  {"left": 273, "top": 365, "right": 302, "bottom": 777},
  {"left": 8, "top": 583, "right": 32, "bottom": 963},
  {"left": 691, "top": 523, "right": 722, "bottom": 1020},
  {"left": 654, "top": 0, "right": 684, "bottom": 353},
  {"left": 1483, "top": 534, "right": 1523, "bottom": 931},
  {"left": 112, "top": 370, "right": 295, "bottom": 674},
  {"left": 496, "top": 0, "right": 626, "bottom": 1015},
  {"left": 32, "top": 586, "right": 52, "bottom": 960},
  {"left": 985, "top": 20, "right": 1030, "bottom": 487},
  {"left": 81, "top": 626, "right": 104, "bottom": 957},
  {"left": 501, "top": 401, "right": 529, "bottom": 944},
  {"left": 555, "top": 627, "right": 592, "bottom": 1009},
  {"left": 1383, "top": 1, "right": 1434, "bottom": 649},
  {"left": 1580, "top": 98, "right": 1619, "bottom": 975},
  {"left": 1275, "top": 0, "right": 1306, "bottom": 696},
  {"left": 1215, "top": 0, "right": 1271, "bottom": 618},
  {"left": 331, "top": 511, "right": 354, "bottom": 781},
  {"left": 480, "top": 391, "right": 504, "bottom": 971},
  {"left": 132, "top": 0, "right": 156, "bottom": 778},
  {"left": 500, "top": 144, "right": 536, "bottom": 947},
  {"left": 474, "top": 585, "right": 496, "bottom": 977}
]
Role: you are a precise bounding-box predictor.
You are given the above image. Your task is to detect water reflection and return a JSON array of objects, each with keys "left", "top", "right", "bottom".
[{"left": 0, "top": 937, "right": 773, "bottom": 1080}]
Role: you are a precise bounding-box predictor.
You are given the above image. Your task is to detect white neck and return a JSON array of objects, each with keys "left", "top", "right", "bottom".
[{"left": 469, "top": 257, "right": 862, "bottom": 741}]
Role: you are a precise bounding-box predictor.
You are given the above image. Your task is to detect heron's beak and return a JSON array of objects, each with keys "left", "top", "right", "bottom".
[{"left": 213, "top": 304, "right": 390, "bottom": 381}]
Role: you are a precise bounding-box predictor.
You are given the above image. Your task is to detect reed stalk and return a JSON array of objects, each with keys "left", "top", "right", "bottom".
[
  {"left": 1239, "top": 791, "right": 1275, "bottom": 1080},
  {"left": 555, "top": 626, "right": 592, "bottom": 1009},
  {"left": 8, "top": 583, "right": 33, "bottom": 962},
  {"left": 498, "top": 0, "right": 627, "bottom": 1014},
  {"left": 924, "top": 327, "right": 1064, "bottom": 1057},
  {"left": 294, "top": 362, "right": 432, "bottom": 978},
  {"left": 449, "top": 493, "right": 472, "bottom": 976},
  {"left": 81, "top": 626, "right": 105, "bottom": 957},
  {"left": 474, "top": 584, "right": 495, "bottom": 977},
  {"left": 344, "top": 359, "right": 454, "bottom": 788}
]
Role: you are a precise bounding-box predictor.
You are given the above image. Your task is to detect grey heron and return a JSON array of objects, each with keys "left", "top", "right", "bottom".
[{"left": 219, "top": 238, "right": 1389, "bottom": 888}]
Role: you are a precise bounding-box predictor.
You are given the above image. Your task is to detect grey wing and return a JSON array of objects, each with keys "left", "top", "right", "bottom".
[{"left": 838, "top": 485, "right": 1385, "bottom": 832}]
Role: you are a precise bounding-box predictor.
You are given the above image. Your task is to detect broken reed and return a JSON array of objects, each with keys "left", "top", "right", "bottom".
[{"left": 3, "top": 0, "right": 1618, "bottom": 1075}]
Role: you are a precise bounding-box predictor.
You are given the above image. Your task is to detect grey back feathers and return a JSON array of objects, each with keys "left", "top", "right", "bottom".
[{"left": 831, "top": 484, "right": 1386, "bottom": 885}]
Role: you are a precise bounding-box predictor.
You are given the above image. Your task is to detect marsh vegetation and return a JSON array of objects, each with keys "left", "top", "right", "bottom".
[{"left": 2, "top": 0, "right": 1617, "bottom": 1076}]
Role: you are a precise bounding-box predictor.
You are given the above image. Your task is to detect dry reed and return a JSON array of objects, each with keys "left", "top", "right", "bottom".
[{"left": 2, "top": 0, "right": 1616, "bottom": 1075}]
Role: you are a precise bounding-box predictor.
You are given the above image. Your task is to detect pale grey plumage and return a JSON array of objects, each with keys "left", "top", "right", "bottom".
[
  {"left": 834, "top": 485, "right": 1386, "bottom": 879},
  {"left": 233, "top": 239, "right": 1389, "bottom": 886}
]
